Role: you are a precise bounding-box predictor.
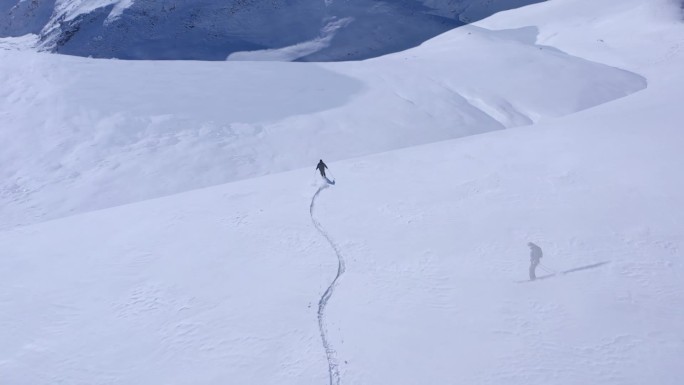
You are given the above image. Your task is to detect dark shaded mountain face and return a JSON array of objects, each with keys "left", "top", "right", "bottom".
[
  {"left": 0, "top": 0, "right": 545, "bottom": 61},
  {"left": 0, "top": 0, "right": 57, "bottom": 36}
]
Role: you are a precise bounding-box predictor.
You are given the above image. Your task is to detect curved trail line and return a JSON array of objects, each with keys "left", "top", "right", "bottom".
[{"left": 310, "top": 184, "right": 346, "bottom": 385}]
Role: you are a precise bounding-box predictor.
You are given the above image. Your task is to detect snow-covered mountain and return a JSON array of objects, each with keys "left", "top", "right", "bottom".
[
  {"left": 1, "top": 0, "right": 683, "bottom": 384},
  {"left": 0, "top": 0, "right": 545, "bottom": 60}
]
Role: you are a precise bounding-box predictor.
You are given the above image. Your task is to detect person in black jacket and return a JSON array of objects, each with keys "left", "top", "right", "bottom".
[
  {"left": 316, "top": 159, "right": 328, "bottom": 179},
  {"left": 528, "top": 242, "right": 543, "bottom": 280}
]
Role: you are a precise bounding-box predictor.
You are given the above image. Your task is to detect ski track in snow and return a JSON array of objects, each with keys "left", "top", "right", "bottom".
[{"left": 310, "top": 184, "right": 346, "bottom": 385}]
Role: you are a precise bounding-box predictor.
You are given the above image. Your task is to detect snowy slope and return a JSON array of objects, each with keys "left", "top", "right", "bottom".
[
  {"left": 0, "top": 21, "right": 645, "bottom": 229},
  {"left": 1, "top": 48, "right": 683, "bottom": 385},
  {"left": 0, "top": 0, "right": 546, "bottom": 61},
  {"left": 1, "top": 0, "right": 683, "bottom": 384}
]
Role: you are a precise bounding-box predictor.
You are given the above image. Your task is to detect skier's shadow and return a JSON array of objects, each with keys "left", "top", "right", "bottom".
[{"left": 536, "top": 261, "right": 610, "bottom": 281}]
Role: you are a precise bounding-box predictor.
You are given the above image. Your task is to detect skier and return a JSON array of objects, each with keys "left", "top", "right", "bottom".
[
  {"left": 528, "top": 242, "right": 543, "bottom": 281},
  {"left": 316, "top": 159, "right": 328, "bottom": 179}
]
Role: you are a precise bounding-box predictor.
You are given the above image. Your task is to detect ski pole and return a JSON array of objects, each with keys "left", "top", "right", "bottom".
[{"left": 539, "top": 263, "right": 558, "bottom": 274}]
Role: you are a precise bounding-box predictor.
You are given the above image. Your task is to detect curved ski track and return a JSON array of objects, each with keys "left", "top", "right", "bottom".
[{"left": 310, "top": 184, "right": 346, "bottom": 385}]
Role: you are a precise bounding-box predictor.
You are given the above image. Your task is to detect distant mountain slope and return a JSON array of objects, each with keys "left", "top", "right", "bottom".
[
  {"left": 0, "top": 19, "right": 645, "bottom": 229},
  {"left": 0, "top": 0, "right": 545, "bottom": 61}
]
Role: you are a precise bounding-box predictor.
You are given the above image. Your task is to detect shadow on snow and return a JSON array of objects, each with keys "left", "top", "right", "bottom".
[{"left": 524, "top": 261, "right": 611, "bottom": 283}]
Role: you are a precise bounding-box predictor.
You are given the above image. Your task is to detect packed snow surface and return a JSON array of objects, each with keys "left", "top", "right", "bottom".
[{"left": 1, "top": 0, "right": 683, "bottom": 384}]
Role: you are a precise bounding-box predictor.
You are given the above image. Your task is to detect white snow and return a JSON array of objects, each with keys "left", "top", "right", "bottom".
[
  {"left": 0, "top": 17, "right": 645, "bottom": 229},
  {"left": 105, "top": 0, "right": 135, "bottom": 24},
  {"left": 54, "top": 0, "right": 135, "bottom": 23},
  {"left": 227, "top": 18, "right": 354, "bottom": 62},
  {"left": 1, "top": 0, "right": 683, "bottom": 384},
  {"left": 0, "top": 33, "right": 38, "bottom": 50}
]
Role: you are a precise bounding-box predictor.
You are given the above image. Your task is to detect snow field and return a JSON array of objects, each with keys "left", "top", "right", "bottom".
[
  {"left": 0, "top": 20, "right": 646, "bottom": 229},
  {"left": 0, "top": 0, "right": 683, "bottom": 384}
]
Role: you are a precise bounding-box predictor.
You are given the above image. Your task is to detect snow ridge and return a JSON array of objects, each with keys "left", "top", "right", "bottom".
[{"left": 310, "top": 184, "right": 346, "bottom": 385}]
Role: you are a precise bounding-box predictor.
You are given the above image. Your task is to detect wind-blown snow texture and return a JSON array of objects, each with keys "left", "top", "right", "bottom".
[
  {"left": 0, "top": 0, "right": 545, "bottom": 61},
  {"left": 1, "top": 0, "right": 683, "bottom": 384}
]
